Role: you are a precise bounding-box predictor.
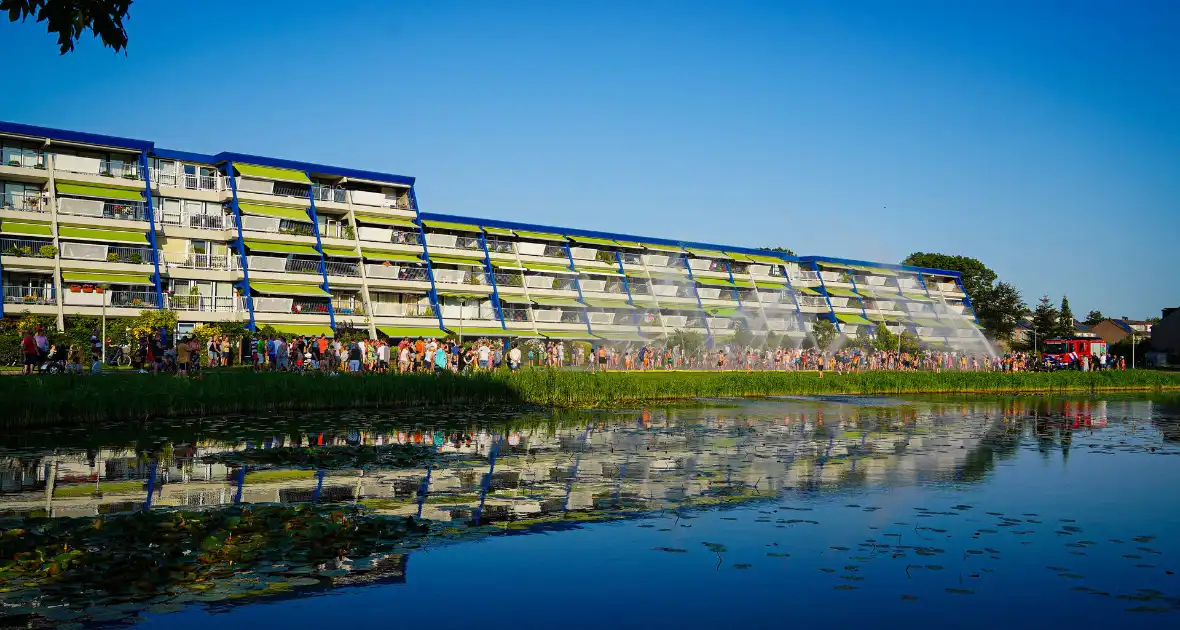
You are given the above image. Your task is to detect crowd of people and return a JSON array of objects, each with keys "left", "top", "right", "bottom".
[{"left": 17, "top": 326, "right": 1129, "bottom": 376}]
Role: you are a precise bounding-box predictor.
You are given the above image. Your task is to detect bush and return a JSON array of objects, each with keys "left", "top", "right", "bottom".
[{"left": 38, "top": 244, "right": 57, "bottom": 257}]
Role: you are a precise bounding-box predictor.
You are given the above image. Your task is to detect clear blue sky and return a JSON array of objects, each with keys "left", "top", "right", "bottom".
[{"left": 4, "top": 0, "right": 1177, "bottom": 319}]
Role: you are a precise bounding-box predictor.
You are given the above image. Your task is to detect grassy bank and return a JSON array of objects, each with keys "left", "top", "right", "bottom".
[{"left": 3, "top": 369, "right": 1178, "bottom": 428}]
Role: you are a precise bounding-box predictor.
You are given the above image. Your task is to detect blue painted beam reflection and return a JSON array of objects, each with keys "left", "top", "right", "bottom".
[
  {"left": 234, "top": 466, "right": 246, "bottom": 504},
  {"left": 143, "top": 459, "right": 158, "bottom": 509},
  {"left": 312, "top": 469, "right": 326, "bottom": 504},
  {"left": 472, "top": 441, "right": 500, "bottom": 526},
  {"left": 416, "top": 463, "right": 433, "bottom": 518}
]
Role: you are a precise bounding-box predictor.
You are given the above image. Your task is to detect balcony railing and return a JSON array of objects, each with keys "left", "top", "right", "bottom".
[
  {"left": 501, "top": 307, "right": 532, "bottom": 322},
  {"left": 3, "top": 150, "right": 45, "bottom": 169},
  {"left": 3, "top": 285, "right": 55, "bottom": 305},
  {"left": 485, "top": 238, "right": 515, "bottom": 255},
  {"left": 153, "top": 170, "right": 223, "bottom": 191},
  {"left": 1, "top": 191, "right": 46, "bottom": 213},
  {"left": 57, "top": 197, "right": 149, "bottom": 222},
  {"left": 312, "top": 185, "right": 348, "bottom": 204},
  {"left": 292, "top": 299, "right": 331, "bottom": 315},
  {"left": 454, "top": 235, "right": 482, "bottom": 251},
  {"left": 107, "top": 245, "right": 153, "bottom": 264},
  {"left": 323, "top": 260, "right": 360, "bottom": 277},
  {"left": 284, "top": 258, "right": 324, "bottom": 275},
  {"left": 2, "top": 237, "right": 55, "bottom": 258},
  {"left": 332, "top": 299, "right": 366, "bottom": 315},
  {"left": 370, "top": 301, "right": 433, "bottom": 317},
  {"left": 167, "top": 295, "right": 237, "bottom": 312},
  {"left": 799, "top": 296, "right": 828, "bottom": 307},
  {"left": 357, "top": 226, "right": 420, "bottom": 245},
  {"left": 791, "top": 270, "right": 820, "bottom": 283},
  {"left": 492, "top": 272, "right": 524, "bottom": 288},
  {"left": 109, "top": 290, "right": 159, "bottom": 309},
  {"left": 365, "top": 264, "right": 429, "bottom": 282},
  {"left": 158, "top": 208, "right": 230, "bottom": 230},
  {"left": 163, "top": 252, "right": 231, "bottom": 270}
]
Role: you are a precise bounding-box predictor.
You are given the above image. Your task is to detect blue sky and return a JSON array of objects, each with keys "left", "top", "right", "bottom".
[{"left": 3, "top": 0, "right": 1177, "bottom": 318}]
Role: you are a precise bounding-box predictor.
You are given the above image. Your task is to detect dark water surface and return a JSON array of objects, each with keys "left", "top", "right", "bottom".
[{"left": 2, "top": 394, "right": 1179, "bottom": 628}]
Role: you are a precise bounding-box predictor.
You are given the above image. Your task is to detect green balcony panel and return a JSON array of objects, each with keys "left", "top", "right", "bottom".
[
  {"left": 242, "top": 240, "right": 319, "bottom": 256},
  {"left": 321, "top": 245, "right": 359, "bottom": 258},
  {"left": 695, "top": 276, "right": 735, "bottom": 287},
  {"left": 481, "top": 226, "right": 515, "bottom": 236},
  {"left": 575, "top": 263, "right": 621, "bottom": 276},
  {"left": 268, "top": 324, "right": 333, "bottom": 337},
  {"left": 614, "top": 240, "right": 644, "bottom": 249},
  {"left": 445, "top": 326, "right": 514, "bottom": 337},
  {"left": 911, "top": 318, "right": 945, "bottom": 328},
  {"left": 429, "top": 255, "right": 485, "bottom": 267},
  {"left": 745, "top": 253, "right": 789, "bottom": 265},
  {"left": 436, "top": 290, "right": 486, "bottom": 298},
  {"left": 902, "top": 292, "right": 933, "bottom": 302},
  {"left": 641, "top": 242, "right": 684, "bottom": 253},
  {"left": 581, "top": 298, "right": 635, "bottom": 309},
  {"left": 0, "top": 220, "right": 52, "bottom": 237},
  {"left": 235, "top": 164, "right": 310, "bottom": 183},
  {"left": 824, "top": 287, "right": 861, "bottom": 298},
  {"left": 531, "top": 297, "right": 584, "bottom": 308},
  {"left": 251, "top": 282, "right": 330, "bottom": 297},
  {"left": 686, "top": 248, "right": 730, "bottom": 259},
  {"left": 422, "top": 220, "right": 481, "bottom": 232},
  {"left": 795, "top": 287, "right": 820, "bottom": 296},
  {"left": 490, "top": 260, "right": 527, "bottom": 270},
  {"left": 58, "top": 226, "right": 147, "bottom": 243},
  {"left": 835, "top": 313, "right": 873, "bottom": 325},
  {"left": 55, "top": 182, "right": 143, "bottom": 202},
  {"left": 754, "top": 280, "right": 788, "bottom": 289},
  {"left": 731, "top": 279, "right": 755, "bottom": 288},
  {"left": 704, "top": 307, "right": 741, "bottom": 317},
  {"left": 61, "top": 271, "right": 154, "bottom": 286},
  {"left": 522, "top": 262, "right": 576, "bottom": 274},
  {"left": 514, "top": 230, "right": 566, "bottom": 241},
  {"left": 569, "top": 235, "right": 619, "bottom": 247},
  {"left": 648, "top": 271, "right": 689, "bottom": 281},
  {"left": 361, "top": 249, "right": 422, "bottom": 263},
  {"left": 353, "top": 213, "right": 417, "bottom": 228},
  {"left": 498, "top": 295, "right": 534, "bottom": 305},
  {"left": 237, "top": 202, "right": 310, "bottom": 221},
  {"left": 378, "top": 326, "right": 447, "bottom": 339},
  {"left": 725, "top": 252, "right": 755, "bottom": 262}
]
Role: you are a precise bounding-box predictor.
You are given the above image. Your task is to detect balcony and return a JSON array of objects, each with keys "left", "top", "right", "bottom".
[
  {"left": 239, "top": 215, "right": 316, "bottom": 237},
  {"left": 57, "top": 197, "right": 149, "bottom": 222},
  {"left": 365, "top": 264, "right": 428, "bottom": 282},
  {"left": 485, "top": 238, "right": 516, "bottom": 255},
  {"left": 568, "top": 246, "right": 597, "bottom": 261},
  {"left": 799, "top": 296, "right": 829, "bottom": 308},
  {"left": 619, "top": 252, "right": 642, "bottom": 265},
  {"left": 3, "top": 149, "right": 45, "bottom": 170},
  {"left": 54, "top": 155, "right": 142, "bottom": 181},
  {"left": 282, "top": 258, "right": 324, "bottom": 276},
  {"left": 696, "top": 287, "right": 721, "bottom": 300},
  {"left": 168, "top": 295, "right": 237, "bottom": 312},
  {"left": 153, "top": 170, "right": 223, "bottom": 191},
  {"left": 107, "top": 245, "right": 154, "bottom": 265},
  {"left": 235, "top": 177, "right": 310, "bottom": 201},
  {"left": 292, "top": 299, "right": 332, "bottom": 315},
  {"left": 323, "top": 260, "right": 360, "bottom": 277},
  {"left": 2, "top": 237, "right": 55, "bottom": 259},
  {"left": 370, "top": 301, "right": 433, "bottom": 317},
  {"left": 358, "top": 226, "right": 420, "bottom": 246},
  {"left": 3, "top": 285, "right": 55, "bottom": 305},
  {"left": 108, "top": 289, "right": 159, "bottom": 309},
  {"left": 349, "top": 190, "right": 412, "bottom": 211},
  {"left": 1, "top": 190, "right": 46, "bottom": 213},
  {"left": 312, "top": 185, "right": 348, "bottom": 204},
  {"left": 332, "top": 299, "right": 366, "bottom": 316},
  {"left": 627, "top": 281, "right": 651, "bottom": 295},
  {"left": 439, "top": 302, "right": 497, "bottom": 321},
  {"left": 587, "top": 311, "right": 614, "bottom": 325},
  {"left": 502, "top": 307, "right": 532, "bottom": 323},
  {"left": 58, "top": 241, "right": 151, "bottom": 264},
  {"left": 491, "top": 272, "right": 524, "bottom": 288},
  {"left": 791, "top": 270, "right": 820, "bottom": 283},
  {"left": 432, "top": 268, "right": 478, "bottom": 285},
  {"left": 660, "top": 315, "right": 688, "bottom": 328},
  {"left": 158, "top": 207, "right": 230, "bottom": 231}
]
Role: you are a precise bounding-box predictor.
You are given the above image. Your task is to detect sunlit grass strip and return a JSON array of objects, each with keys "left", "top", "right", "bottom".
[
  {"left": 53, "top": 480, "right": 144, "bottom": 498},
  {"left": 2, "top": 369, "right": 1178, "bottom": 428}
]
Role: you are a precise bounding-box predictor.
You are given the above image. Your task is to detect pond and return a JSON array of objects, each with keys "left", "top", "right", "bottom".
[{"left": 1, "top": 393, "right": 1178, "bottom": 627}]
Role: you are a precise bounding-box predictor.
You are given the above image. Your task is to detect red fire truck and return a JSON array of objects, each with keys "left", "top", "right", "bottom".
[{"left": 1040, "top": 338, "right": 1108, "bottom": 368}]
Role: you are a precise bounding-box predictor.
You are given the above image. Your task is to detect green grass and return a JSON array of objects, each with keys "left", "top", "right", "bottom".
[
  {"left": 242, "top": 469, "right": 317, "bottom": 484},
  {"left": 2, "top": 369, "right": 1178, "bottom": 429},
  {"left": 53, "top": 480, "right": 144, "bottom": 497}
]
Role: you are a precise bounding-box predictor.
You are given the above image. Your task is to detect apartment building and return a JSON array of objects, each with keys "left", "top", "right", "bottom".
[{"left": 0, "top": 121, "right": 980, "bottom": 349}]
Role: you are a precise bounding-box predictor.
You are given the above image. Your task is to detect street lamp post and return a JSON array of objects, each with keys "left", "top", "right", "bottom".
[{"left": 100, "top": 283, "right": 109, "bottom": 367}]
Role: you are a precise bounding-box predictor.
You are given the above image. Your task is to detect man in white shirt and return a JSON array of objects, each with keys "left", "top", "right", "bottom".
[
  {"left": 477, "top": 344, "right": 491, "bottom": 370},
  {"left": 508, "top": 345, "right": 522, "bottom": 371}
]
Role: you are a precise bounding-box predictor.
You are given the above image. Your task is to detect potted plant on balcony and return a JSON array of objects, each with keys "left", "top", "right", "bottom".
[
  {"left": 129, "top": 252, "right": 143, "bottom": 264},
  {"left": 5, "top": 246, "right": 21, "bottom": 257},
  {"left": 81, "top": 284, "right": 94, "bottom": 294},
  {"left": 100, "top": 169, "right": 112, "bottom": 177},
  {"left": 17, "top": 246, "right": 31, "bottom": 257},
  {"left": 107, "top": 252, "right": 120, "bottom": 262},
  {"left": 38, "top": 245, "right": 56, "bottom": 258},
  {"left": 122, "top": 172, "right": 137, "bottom": 180},
  {"left": 69, "top": 285, "right": 81, "bottom": 293},
  {"left": 94, "top": 286, "right": 104, "bottom": 294},
  {"left": 33, "top": 163, "right": 45, "bottom": 170},
  {"left": 22, "top": 294, "right": 35, "bottom": 304},
  {"left": 6, "top": 159, "right": 19, "bottom": 167}
]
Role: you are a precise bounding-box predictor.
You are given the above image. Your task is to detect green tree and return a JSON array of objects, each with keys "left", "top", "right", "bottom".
[
  {"left": 974, "top": 281, "right": 1027, "bottom": 342},
  {"left": 1030, "top": 295, "right": 1059, "bottom": 347},
  {"left": 2, "top": 0, "right": 131, "bottom": 54},
  {"left": 1057, "top": 296, "right": 1076, "bottom": 339},
  {"left": 901, "top": 253, "right": 997, "bottom": 306},
  {"left": 852, "top": 326, "right": 873, "bottom": 350},
  {"left": 668, "top": 329, "right": 705, "bottom": 356},
  {"left": 812, "top": 318, "right": 838, "bottom": 351},
  {"left": 872, "top": 322, "right": 897, "bottom": 352},
  {"left": 899, "top": 331, "right": 921, "bottom": 354},
  {"left": 1084, "top": 310, "right": 1105, "bottom": 325},
  {"left": 758, "top": 246, "right": 796, "bottom": 257},
  {"left": 731, "top": 322, "right": 754, "bottom": 348}
]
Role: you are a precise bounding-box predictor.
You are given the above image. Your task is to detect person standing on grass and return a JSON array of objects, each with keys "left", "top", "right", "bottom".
[
  {"left": 434, "top": 343, "right": 448, "bottom": 373},
  {"left": 20, "top": 330, "right": 38, "bottom": 375}
]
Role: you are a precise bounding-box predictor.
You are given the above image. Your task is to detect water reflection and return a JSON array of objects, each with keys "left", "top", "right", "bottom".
[{"left": 0, "top": 394, "right": 1177, "bottom": 627}]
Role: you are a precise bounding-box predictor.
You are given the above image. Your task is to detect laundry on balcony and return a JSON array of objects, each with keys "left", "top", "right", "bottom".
[
  {"left": 234, "top": 163, "right": 310, "bottom": 183},
  {"left": 55, "top": 182, "right": 144, "bottom": 202},
  {"left": 58, "top": 226, "right": 148, "bottom": 243},
  {"left": 250, "top": 282, "right": 330, "bottom": 297},
  {"left": 237, "top": 202, "right": 310, "bottom": 221},
  {"left": 242, "top": 239, "right": 319, "bottom": 256},
  {"left": 61, "top": 271, "right": 154, "bottom": 286}
]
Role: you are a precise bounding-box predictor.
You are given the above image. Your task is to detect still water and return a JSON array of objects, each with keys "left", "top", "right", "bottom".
[{"left": 1, "top": 394, "right": 1178, "bottom": 628}]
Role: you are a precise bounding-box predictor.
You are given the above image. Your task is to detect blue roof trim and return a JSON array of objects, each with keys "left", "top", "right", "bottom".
[
  {"left": 153, "top": 148, "right": 219, "bottom": 164},
  {"left": 214, "top": 152, "right": 414, "bottom": 187},
  {"left": 0, "top": 120, "right": 153, "bottom": 152},
  {"left": 798, "top": 255, "right": 963, "bottom": 278},
  {"left": 418, "top": 211, "right": 801, "bottom": 261}
]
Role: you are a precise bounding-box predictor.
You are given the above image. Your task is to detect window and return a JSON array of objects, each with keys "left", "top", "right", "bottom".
[{"left": 155, "top": 160, "right": 178, "bottom": 186}]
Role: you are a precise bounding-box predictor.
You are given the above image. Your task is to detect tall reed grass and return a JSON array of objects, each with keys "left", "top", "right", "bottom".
[{"left": 2, "top": 369, "right": 1177, "bottom": 429}]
